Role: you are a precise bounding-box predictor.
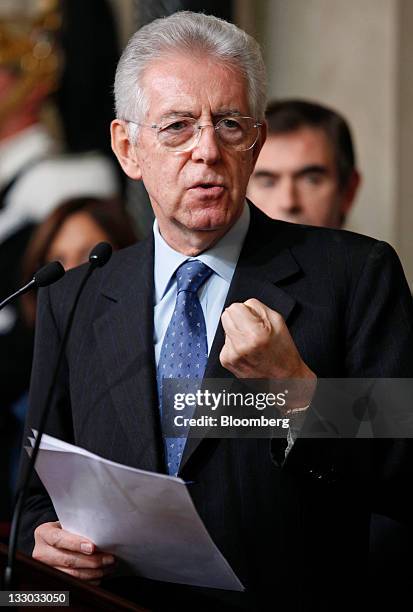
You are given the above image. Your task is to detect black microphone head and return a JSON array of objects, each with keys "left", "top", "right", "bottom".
[
  {"left": 33, "top": 261, "right": 65, "bottom": 288},
  {"left": 89, "top": 242, "right": 112, "bottom": 268}
]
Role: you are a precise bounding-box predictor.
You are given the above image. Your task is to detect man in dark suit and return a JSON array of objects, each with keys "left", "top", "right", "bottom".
[
  {"left": 19, "top": 11, "right": 413, "bottom": 611},
  {"left": 248, "top": 97, "right": 412, "bottom": 602}
]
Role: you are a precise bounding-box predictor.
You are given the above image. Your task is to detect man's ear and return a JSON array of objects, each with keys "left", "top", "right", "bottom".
[
  {"left": 110, "top": 120, "right": 142, "bottom": 180},
  {"left": 251, "top": 120, "right": 267, "bottom": 167}
]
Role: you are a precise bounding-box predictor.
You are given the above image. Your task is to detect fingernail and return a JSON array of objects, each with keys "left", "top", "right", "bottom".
[
  {"left": 102, "top": 555, "right": 115, "bottom": 566},
  {"left": 81, "top": 542, "right": 93, "bottom": 554}
]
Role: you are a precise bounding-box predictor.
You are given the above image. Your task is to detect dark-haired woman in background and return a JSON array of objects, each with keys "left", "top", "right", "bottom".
[{"left": 21, "top": 197, "right": 137, "bottom": 326}]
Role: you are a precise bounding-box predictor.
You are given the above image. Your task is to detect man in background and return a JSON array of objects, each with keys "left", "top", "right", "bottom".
[
  {"left": 248, "top": 97, "right": 409, "bottom": 602},
  {"left": 247, "top": 99, "right": 360, "bottom": 228}
]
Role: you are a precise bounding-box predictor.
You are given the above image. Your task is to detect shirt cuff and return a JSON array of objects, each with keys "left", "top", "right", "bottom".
[{"left": 285, "top": 409, "right": 308, "bottom": 457}]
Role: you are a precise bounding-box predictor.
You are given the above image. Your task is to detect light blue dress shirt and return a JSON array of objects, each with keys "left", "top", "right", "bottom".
[
  {"left": 153, "top": 203, "right": 250, "bottom": 366},
  {"left": 153, "top": 202, "right": 301, "bottom": 454}
]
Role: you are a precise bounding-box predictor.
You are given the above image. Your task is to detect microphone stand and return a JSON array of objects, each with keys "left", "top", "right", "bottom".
[
  {"left": 0, "top": 261, "right": 65, "bottom": 311},
  {"left": 0, "top": 280, "right": 35, "bottom": 311}
]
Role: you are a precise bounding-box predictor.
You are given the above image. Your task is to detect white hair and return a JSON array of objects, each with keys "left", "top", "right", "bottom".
[{"left": 114, "top": 11, "right": 267, "bottom": 130}]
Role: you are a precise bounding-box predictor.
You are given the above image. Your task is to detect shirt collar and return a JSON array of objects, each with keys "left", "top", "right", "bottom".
[{"left": 153, "top": 202, "right": 250, "bottom": 302}]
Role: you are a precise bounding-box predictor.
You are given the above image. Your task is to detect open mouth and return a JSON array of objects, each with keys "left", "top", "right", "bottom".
[
  {"left": 194, "top": 182, "right": 224, "bottom": 187},
  {"left": 190, "top": 185, "right": 225, "bottom": 199}
]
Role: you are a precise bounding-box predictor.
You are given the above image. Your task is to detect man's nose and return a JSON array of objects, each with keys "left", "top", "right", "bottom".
[
  {"left": 275, "top": 178, "right": 300, "bottom": 212},
  {"left": 191, "top": 125, "right": 221, "bottom": 164}
]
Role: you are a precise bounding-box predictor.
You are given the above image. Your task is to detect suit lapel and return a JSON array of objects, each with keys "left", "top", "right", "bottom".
[
  {"left": 180, "top": 206, "right": 301, "bottom": 473},
  {"left": 92, "top": 207, "right": 303, "bottom": 476},
  {"left": 94, "top": 238, "right": 165, "bottom": 473}
]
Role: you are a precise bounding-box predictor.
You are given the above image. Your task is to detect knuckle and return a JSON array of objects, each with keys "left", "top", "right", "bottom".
[
  {"left": 88, "top": 557, "right": 102, "bottom": 569},
  {"left": 232, "top": 340, "right": 250, "bottom": 357},
  {"left": 244, "top": 298, "right": 260, "bottom": 308},
  {"left": 253, "top": 323, "right": 271, "bottom": 342},
  {"left": 226, "top": 302, "right": 241, "bottom": 314},
  {"left": 62, "top": 554, "right": 77, "bottom": 569},
  {"left": 220, "top": 349, "right": 235, "bottom": 367},
  {"left": 34, "top": 522, "right": 49, "bottom": 541},
  {"left": 51, "top": 534, "right": 60, "bottom": 548},
  {"left": 220, "top": 356, "right": 230, "bottom": 369},
  {"left": 33, "top": 523, "right": 61, "bottom": 552},
  {"left": 271, "top": 310, "right": 284, "bottom": 326},
  {"left": 263, "top": 315, "right": 273, "bottom": 330},
  {"left": 50, "top": 528, "right": 63, "bottom": 547},
  {"left": 227, "top": 347, "right": 240, "bottom": 362},
  {"left": 220, "top": 352, "right": 228, "bottom": 364},
  {"left": 226, "top": 355, "right": 243, "bottom": 370}
]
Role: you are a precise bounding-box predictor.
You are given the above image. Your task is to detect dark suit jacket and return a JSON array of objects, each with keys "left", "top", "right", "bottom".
[{"left": 18, "top": 205, "right": 413, "bottom": 611}]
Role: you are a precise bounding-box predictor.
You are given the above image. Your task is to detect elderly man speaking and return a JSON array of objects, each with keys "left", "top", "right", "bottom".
[{"left": 19, "top": 11, "right": 413, "bottom": 612}]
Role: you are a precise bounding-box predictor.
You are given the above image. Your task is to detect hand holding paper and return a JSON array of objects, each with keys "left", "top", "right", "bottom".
[
  {"left": 28, "top": 432, "right": 243, "bottom": 591},
  {"left": 33, "top": 521, "right": 116, "bottom": 583}
]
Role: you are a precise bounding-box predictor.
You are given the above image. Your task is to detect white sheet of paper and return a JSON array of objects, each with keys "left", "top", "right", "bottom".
[{"left": 28, "top": 432, "right": 243, "bottom": 591}]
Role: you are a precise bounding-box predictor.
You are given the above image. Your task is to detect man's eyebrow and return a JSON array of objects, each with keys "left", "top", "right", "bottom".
[
  {"left": 252, "top": 170, "right": 277, "bottom": 179},
  {"left": 213, "top": 109, "right": 242, "bottom": 118},
  {"left": 157, "top": 109, "right": 243, "bottom": 122},
  {"left": 294, "top": 164, "right": 328, "bottom": 178},
  {"left": 252, "top": 165, "right": 330, "bottom": 180},
  {"left": 158, "top": 111, "right": 197, "bottom": 121}
]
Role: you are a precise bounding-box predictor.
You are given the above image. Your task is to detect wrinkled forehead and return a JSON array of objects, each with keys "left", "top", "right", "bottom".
[{"left": 140, "top": 53, "right": 251, "bottom": 121}]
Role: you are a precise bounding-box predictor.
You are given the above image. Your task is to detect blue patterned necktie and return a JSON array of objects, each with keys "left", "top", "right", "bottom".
[{"left": 157, "top": 259, "right": 213, "bottom": 476}]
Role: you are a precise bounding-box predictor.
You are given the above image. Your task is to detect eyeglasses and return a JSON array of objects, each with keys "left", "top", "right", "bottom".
[{"left": 127, "top": 116, "right": 262, "bottom": 152}]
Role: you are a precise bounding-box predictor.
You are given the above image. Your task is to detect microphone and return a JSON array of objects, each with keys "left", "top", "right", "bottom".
[
  {"left": 3, "top": 242, "right": 113, "bottom": 589},
  {"left": 0, "top": 261, "right": 65, "bottom": 311},
  {"left": 89, "top": 241, "right": 112, "bottom": 268}
]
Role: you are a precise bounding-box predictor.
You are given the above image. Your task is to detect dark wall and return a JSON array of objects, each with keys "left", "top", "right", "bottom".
[
  {"left": 137, "top": 0, "right": 233, "bottom": 26},
  {"left": 56, "top": 0, "right": 120, "bottom": 156}
]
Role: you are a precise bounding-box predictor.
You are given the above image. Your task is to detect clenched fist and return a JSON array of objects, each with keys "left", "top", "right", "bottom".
[{"left": 220, "top": 298, "right": 316, "bottom": 409}]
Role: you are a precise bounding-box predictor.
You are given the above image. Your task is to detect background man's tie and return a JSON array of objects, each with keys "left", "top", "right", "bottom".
[{"left": 157, "top": 259, "right": 213, "bottom": 476}]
